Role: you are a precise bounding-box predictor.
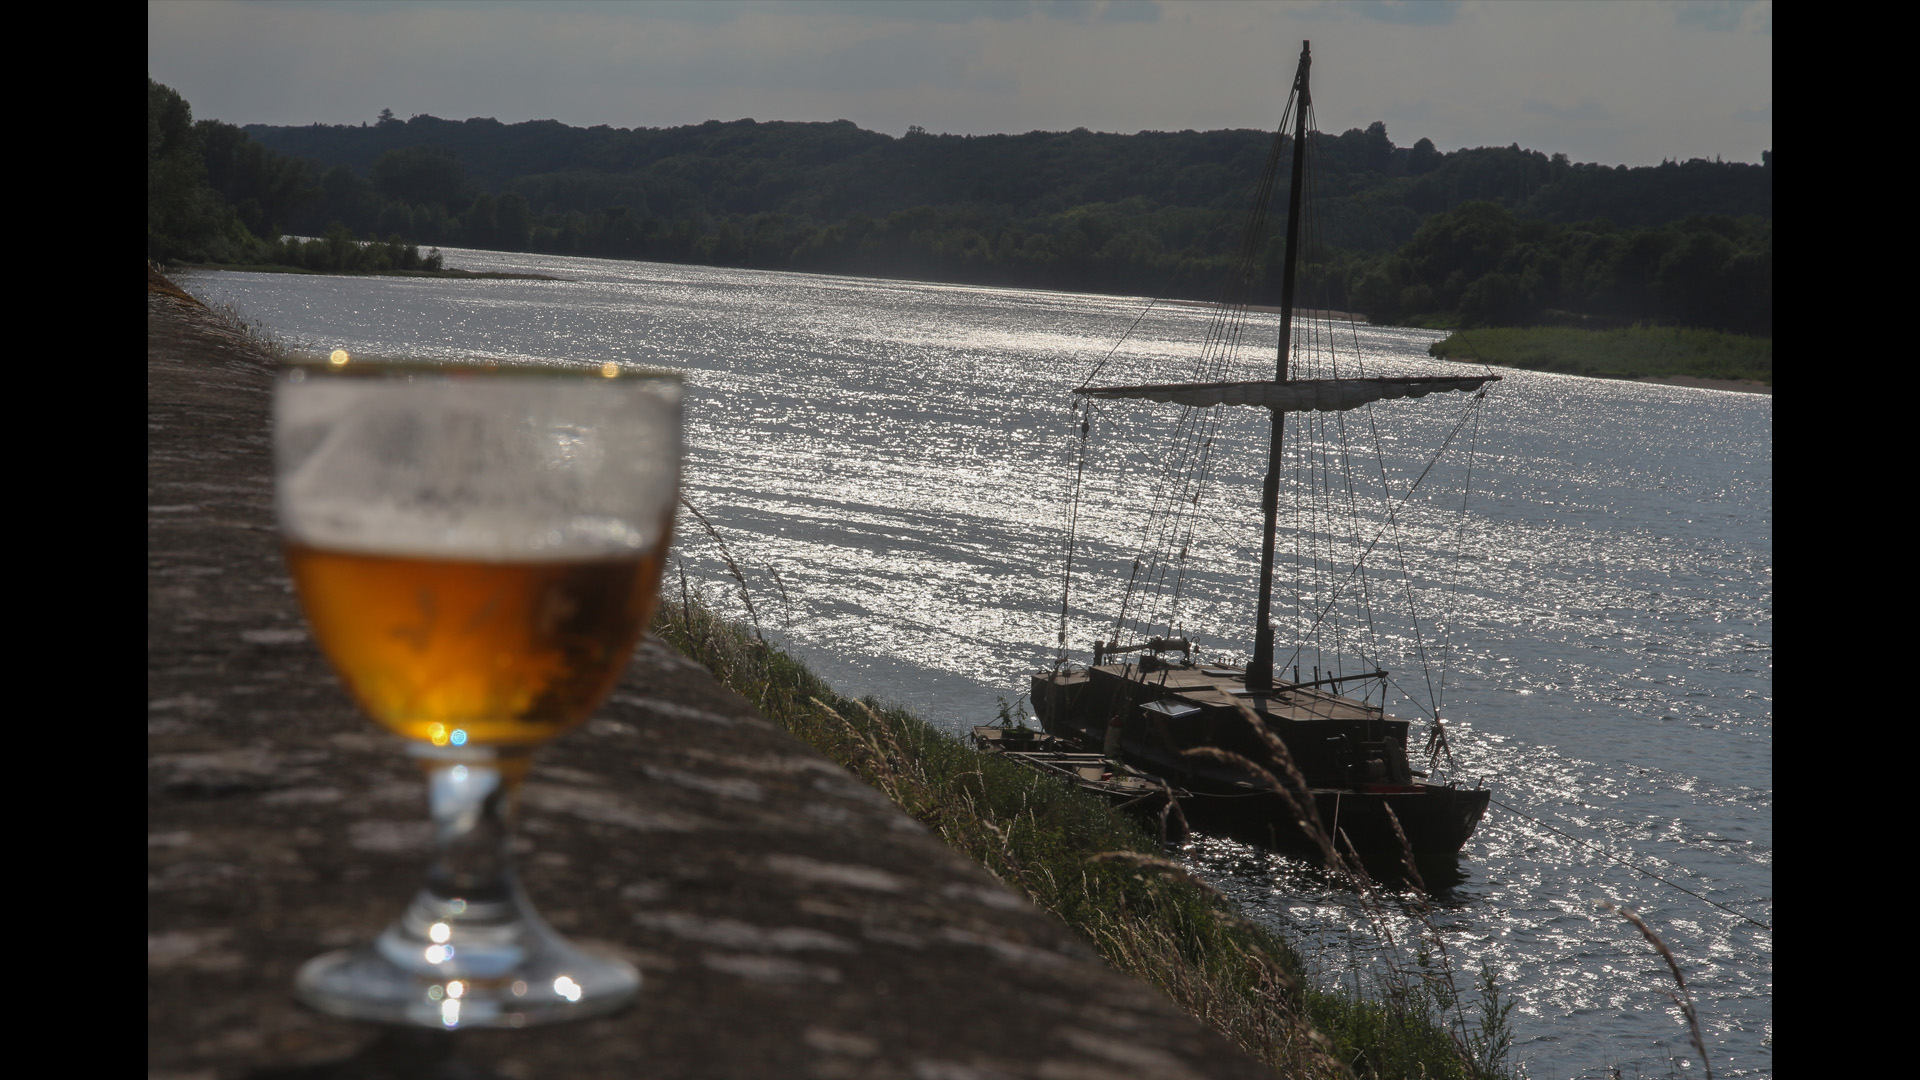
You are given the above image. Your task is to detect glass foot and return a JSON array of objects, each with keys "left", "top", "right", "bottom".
[{"left": 296, "top": 885, "right": 639, "bottom": 1029}]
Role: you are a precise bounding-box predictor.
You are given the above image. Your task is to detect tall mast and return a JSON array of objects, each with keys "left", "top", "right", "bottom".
[{"left": 1248, "top": 40, "right": 1311, "bottom": 693}]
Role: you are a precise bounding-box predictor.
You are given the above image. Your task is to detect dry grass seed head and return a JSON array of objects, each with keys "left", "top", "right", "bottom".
[{"left": 1597, "top": 900, "right": 1713, "bottom": 1080}]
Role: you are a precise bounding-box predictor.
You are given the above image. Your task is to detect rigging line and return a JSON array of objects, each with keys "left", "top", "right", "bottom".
[
  {"left": 1298, "top": 407, "right": 1335, "bottom": 661},
  {"left": 1305, "top": 329, "right": 1348, "bottom": 667},
  {"left": 1129, "top": 91, "right": 1303, "bottom": 616},
  {"left": 1116, "top": 84, "right": 1305, "bottom": 650},
  {"left": 1075, "top": 126, "right": 1292, "bottom": 660},
  {"left": 1112, "top": 554, "right": 1147, "bottom": 642},
  {"left": 1317, "top": 313, "right": 1387, "bottom": 670},
  {"left": 1078, "top": 115, "right": 1286, "bottom": 396},
  {"left": 1130, "top": 410, "right": 1199, "bottom": 548},
  {"left": 1316, "top": 415, "right": 1354, "bottom": 677},
  {"left": 1055, "top": 398, "right": 1094, "bottom": 664},
  {"left": 1144, "top": 432, "right": 1221, "bottom": 638},
  {"left": 1281, "top": 393, "right": 1486, "bottom": 684},
  {"left": 1297, "top": 292, "right": 1386, "bottom": 687},
  {"left": 1280, "top": 124, "right": 1383, "bottom": 678},
  {"left": 1074, "top": 184, "right": 1251, "bottom": 396},
  {"left": 1127, "top": 248, "right": 1272, "bottom": 634},
  {"left": 1073, "top": 298, "right": 1166, "bottom": 393},
  {"left": 1151, "top": 379, "right": 1228, "bottom": 516},
  {"left": 1385, "top": 442, "right": 1442, "bottom": 717},
  {"left": 1301, "top": 126, "right": 1447, "bottom": 714},
  {"left": 1165, "top": 407, "right": 1227, "bottom": 631},
  {"left": 1334, "top": 399, "right": 1388, "bottom": 670},
  {"left": 1488, "top": 795, "right": 1774, "bottom": 933},
  {"left": 1149, "top": 418, "right": 1219, "bottom": 638},
  {"left": 1123, "top": 423, "right": 1223, "bottom": 640},
  {"left": 1131, "top": 281, "right": 1259, "bottom": 603},
  {"left": 1299, "top": 127, "right": 1377, "bottom": 682},
  {"left": 1432, "top": 393, "right": 1489, "bottom": 712},
  {"left": 1138, "top": 294, "right": 1249, "bottom": 531},
  {"left": 1353, "top": 379, "right": 1445, "bottom": 718},
  {"left": 1117, "top": 397, "right": 1214, "bottom": 618},
  {"left": 1139, "top": 505, "right": 1193, "bottom": 635},
  {"left": 1120, "top": 402, "right": 1213, "bottom": 633},
  {"left": 1381, "top": 672, "right": 1439, "bottom": 724},
  {"left": 1191, "top": 216, "right": 1275, "bottom": 381},
  {"left": 1329, "top": 294, "right": 1390, "bottom": 679},
  {"left": 1073, "top": 84, "right": 1295, "bottom": 396}
]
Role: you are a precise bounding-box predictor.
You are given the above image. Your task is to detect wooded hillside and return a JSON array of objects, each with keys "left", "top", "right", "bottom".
[{"left": 150, "top": 77, "right": 1770, "bottom": 334}]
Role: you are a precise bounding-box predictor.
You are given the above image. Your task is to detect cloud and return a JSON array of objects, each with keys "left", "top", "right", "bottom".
[
  {"left": 256, "top": 0, "right": 1156, "bottom": 25},
  {"left": 1091, "top": 0, "right": 1163, "bottom": 23},
  {"left": 1521, "top": 98, "right": 1611, "bottom": 122},
  {"left": 644, "top": 24, "right": 996, "bottom": 95},
  {"left": 148, "top": 0, "right": 1772, "bottom": 164},
  {"left": 1331, "top": 1, "right": 1463, "bottom": 27},
  {"left": 1669, "top": 0, "right": 1759, "bottom": 32}
]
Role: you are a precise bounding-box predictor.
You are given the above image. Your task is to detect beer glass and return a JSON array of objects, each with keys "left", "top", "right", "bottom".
[{"left": 275, "top": 355, "right": 681, "bottom": 1028}]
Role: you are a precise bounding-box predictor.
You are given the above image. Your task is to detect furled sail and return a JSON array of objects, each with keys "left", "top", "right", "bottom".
[{"left": 1077, "top": 375, "right": 1499, "bottom": 412}]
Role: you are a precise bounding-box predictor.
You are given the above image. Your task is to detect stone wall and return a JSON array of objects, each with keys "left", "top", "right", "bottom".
[{"left": 147, "top": 271, "right": 1270, "bottom": 1080}]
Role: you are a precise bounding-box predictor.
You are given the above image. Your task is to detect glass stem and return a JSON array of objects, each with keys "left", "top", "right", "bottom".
[{"left": 418, "top": 745, "right": 528, "bottom": 907}]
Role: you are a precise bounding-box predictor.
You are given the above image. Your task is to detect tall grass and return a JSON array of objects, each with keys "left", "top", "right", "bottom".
[
  {"left": 1429, "top": 325, "right": 1771, "bottom": 385},
  {"left": 1599, "top": 902, "right": 1714, "bottom": 1080},
  {"left": 650, "top": 588, "right": 1519, "bottom": 1079},
  {"left": 150, "top": 263, "right": 295, "bottom": 362}
]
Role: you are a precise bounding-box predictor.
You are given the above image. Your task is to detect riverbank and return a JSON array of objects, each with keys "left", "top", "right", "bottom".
[
  {"left": 652, "top": 594, "right": 1518, "bottom": 1080},
  {"left": 1428, "top": 325, "right": 1771, "bottom": 392},
  {"left": 1163, "top": 298, "right": 1366, "bottom": 322},
  {"left": 1631, "top": 374, "right": 1771, "bottom": 395},
  {"left": 149, "top": 266, "right": 1289, "bottom": 1080},
  {"left": 175, "top": 260, "right": 564, "bottom": 281}
]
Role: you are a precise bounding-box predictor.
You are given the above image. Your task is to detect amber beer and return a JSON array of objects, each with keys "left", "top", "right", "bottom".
[{"left": 286, "top": 541, "right": 667, "bottom": 747}]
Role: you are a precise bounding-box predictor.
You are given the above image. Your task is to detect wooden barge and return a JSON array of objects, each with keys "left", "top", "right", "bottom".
[
  {"left": 1031, "top": 660, "right": 1488, "bottom": 863},
  {"left": 970, "top": 724, "right": 1188, "bottom": 829}
]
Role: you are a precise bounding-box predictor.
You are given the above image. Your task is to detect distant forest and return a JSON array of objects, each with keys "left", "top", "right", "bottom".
[{"left": 149, "top": 78, "right": 1771, "bottom": 335}]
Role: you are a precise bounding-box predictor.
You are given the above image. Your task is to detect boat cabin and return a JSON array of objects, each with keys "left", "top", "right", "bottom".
[{"left": 1032, "top": 662, "right": 1417, "bottom": 792}]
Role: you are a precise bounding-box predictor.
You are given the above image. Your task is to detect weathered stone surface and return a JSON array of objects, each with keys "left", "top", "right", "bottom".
[{"left": 148, "top": 274, "right": 1271, "bottom": 1080}]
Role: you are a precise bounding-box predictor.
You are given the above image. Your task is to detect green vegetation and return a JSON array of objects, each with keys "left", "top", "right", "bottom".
[
  {"left": 148, "top": 76, "right": 1769, "bottom": 336},
  {"left": 650, "top": 593, "right": 1518, "bottom": 1079},
  {"left": 1356, "top": 202, "right": 1770, "bottom": 335},
  {"left": 195, "top": 228, "right": 447, "bottom": 274},
  {"left": 152, "top": 73, "right": 1769, "bottom": 335},
  {"left": 1428, "top": 325, "right": 1772, "bottom": 385},
  {"left": 148, "top": 78, "right": 441, "bottom": 274}
]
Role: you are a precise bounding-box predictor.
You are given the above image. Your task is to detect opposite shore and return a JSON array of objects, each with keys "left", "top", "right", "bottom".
[
  {"left": 1427, "top": 325, "right": 1770, "bottom": 396},
  {"left": 1630, "top": 373, "right": 1770, "bottom": 395}
]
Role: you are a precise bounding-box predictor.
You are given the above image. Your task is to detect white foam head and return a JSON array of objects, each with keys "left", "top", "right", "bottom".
[{"left": 275, "top": 368, "right": 681, "bottom": 560}]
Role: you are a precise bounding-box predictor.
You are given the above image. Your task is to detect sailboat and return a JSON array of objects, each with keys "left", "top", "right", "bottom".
[{"left": 1029, "top": 42, "right": 1495, "bottom": 867}]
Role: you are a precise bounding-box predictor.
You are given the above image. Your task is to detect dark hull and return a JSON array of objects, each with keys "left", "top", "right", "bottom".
[
  {"left": 1177, "top": 780, "right": 1489, "bottom": 862},
  {"left": 1031, "top": 667, "right": 1490, "bottom": 866}
]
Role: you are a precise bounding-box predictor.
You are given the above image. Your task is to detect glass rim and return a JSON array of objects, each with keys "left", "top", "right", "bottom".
[{"left": 279, "top": 353, "right": 682, "bottom": 382}]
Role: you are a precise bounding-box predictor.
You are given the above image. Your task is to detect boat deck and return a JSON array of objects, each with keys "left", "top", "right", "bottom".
[
  {"left": 1085, "top": 663, "right": 1392, "bottom": 724},
  {"left": 970, "top": 726, "right": 1189, "bottom": 801}
]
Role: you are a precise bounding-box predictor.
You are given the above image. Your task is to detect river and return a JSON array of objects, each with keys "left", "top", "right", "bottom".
[{"left": 176, "top": 246, "right": 1771, "bottom": 1079}]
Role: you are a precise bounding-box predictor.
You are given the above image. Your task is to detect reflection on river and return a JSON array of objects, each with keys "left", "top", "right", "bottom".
[{"left": 179, "top": 246, "right": 1771, "bottom": 1078}]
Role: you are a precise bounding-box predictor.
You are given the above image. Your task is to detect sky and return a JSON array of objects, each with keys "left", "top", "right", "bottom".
[{"left": 148, "top": 0, "right": 1772, "bottom": 168}]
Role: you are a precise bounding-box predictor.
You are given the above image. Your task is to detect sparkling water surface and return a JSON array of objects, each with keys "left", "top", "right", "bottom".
[{"left": 179, "top": 247, "right": 1771, "bottom": 1078}]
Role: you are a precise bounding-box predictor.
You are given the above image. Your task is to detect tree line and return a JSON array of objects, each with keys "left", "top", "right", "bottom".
[
  {"left": 1344, "top": 203, "right": 1769, "bottom": 335},
  {"left": 148, "top": 79, "right": 440, "bottom": 273},
  {"left": 149, "top": 77, "right": 1769, "bottom": 333}
]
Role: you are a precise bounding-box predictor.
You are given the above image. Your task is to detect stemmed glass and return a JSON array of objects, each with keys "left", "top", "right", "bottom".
[{"left": 274, "top": 354, "right": 681, "bottom": 1028}]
